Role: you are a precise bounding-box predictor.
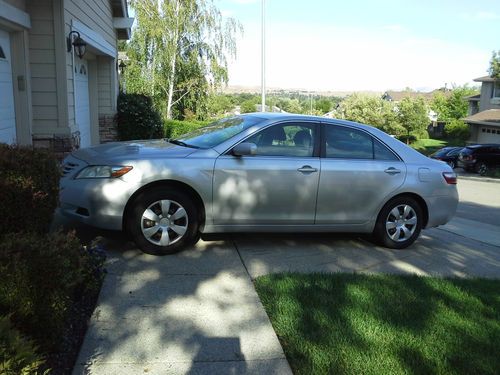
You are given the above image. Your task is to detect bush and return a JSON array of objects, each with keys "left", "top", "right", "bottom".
[
  {"left": 0, "top": 231, "right": 106, "bottom": 351},
  {"left": 0, "top": 144, "right": 60, "bottom": 236},
  {"left": 0, "top": 315, "right": 45, "bottom": 375},
  {"left": 116, "top": 93, "right": 163, "bottom": 141},
  {"left": 445, "top": 120, "right": 470, "bottom": 142},
  {"left": 164, "top": 119, "right": 210, "bottom": 139}
]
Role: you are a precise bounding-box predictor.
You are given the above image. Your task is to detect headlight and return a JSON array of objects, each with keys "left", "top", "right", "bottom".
[{"left": 75, "top": 165, "right": 133, "bottom": 179}]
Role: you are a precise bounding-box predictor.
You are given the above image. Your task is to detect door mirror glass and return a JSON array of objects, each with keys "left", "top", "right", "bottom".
[{"left": 233, "top": 142, "right": 257, "bottom": 156}]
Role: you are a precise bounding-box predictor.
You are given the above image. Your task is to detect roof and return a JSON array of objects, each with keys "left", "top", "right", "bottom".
[
  {"left": 465, "top": 94, "right": 481, "bottom": 101},
  {"left": 463, "top": 109, "right": 500, "bottom": 125},
  {"left": 473, "top": 75, "right": 498, "bottom": 83},
  {"left": 382, "top": 89, "right": 451, "bottom": 102}
]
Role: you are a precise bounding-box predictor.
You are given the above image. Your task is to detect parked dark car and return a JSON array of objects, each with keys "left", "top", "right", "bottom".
[
  {"left": 457, "top": 144, "right": 500, "bottom": 175},
  {"left": 429, "top": 146, "right": 463, "bottom": 169}
]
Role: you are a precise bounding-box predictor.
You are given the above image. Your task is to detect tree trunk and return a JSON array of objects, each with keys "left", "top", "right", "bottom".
[{"left": 166, "top": 0, "right": 180, "bottom": 120}]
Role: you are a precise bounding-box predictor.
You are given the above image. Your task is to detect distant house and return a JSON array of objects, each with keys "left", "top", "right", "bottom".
[
  {"left": 463, "top": 76, "right": 500, "bottom": 144},
  {"left": 381, "top": 88, "right": 450, "bottom": 103},
  {"left": 0, "top": 0, "right": 133, "bottom": 152}
]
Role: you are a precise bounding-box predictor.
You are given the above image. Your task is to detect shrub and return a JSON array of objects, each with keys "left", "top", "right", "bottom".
[
  {"left": 445, "top": 119, "right": 470, "bottom": 142},
  {"left": 116, "top": 93, "right": 163, "bottom": 141},
  {"left": 0, "top": 315, "right": 45, "bottom": 375},
  {"left": 164, "top": 119, "right": 210, "bottom": 139},
  {"left": 0, "top": 231, "right": 106, "bottom": 351},
  {"left": 0, "top": 144, "right": 60, "bottom": 236}
]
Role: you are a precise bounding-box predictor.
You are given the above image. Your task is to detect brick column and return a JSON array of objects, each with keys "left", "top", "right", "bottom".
[{"left": 99, "top": 115, "right": 118, "bottom": 143}]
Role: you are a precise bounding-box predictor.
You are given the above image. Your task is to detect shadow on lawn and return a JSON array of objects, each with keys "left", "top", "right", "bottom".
[{"left": 256, "top": 273, "right": 500, "bottom": 375}]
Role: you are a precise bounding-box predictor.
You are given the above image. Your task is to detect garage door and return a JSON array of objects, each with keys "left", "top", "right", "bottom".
[
  {"left": 478, "top": 127, "right": 500, "bottom": 144},
  {"left": 74, "top": 57, "right": 91, "bottom": 148},
  {"left": 0, "top": 29, "right": 16, "bottom": 144}
]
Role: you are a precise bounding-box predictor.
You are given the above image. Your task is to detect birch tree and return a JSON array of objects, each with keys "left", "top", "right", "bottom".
[{"left": 126, "top": 0, "right": 241, "bottom": 119}]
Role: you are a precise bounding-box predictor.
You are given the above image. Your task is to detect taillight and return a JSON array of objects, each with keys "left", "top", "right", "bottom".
[{"left": 442, "top": 172, "right": 457, "bottom": 185}]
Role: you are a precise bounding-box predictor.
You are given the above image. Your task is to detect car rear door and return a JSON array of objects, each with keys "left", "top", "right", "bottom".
[
  {"left": 316, "top": 123, "right": 406, "bottom": 224},
  {"left": 212, "top": 121, "right": 320, "bottom": 225}
]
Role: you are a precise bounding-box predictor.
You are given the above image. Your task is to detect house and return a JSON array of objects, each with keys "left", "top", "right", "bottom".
[
  {"left": 464, "top": 76, "right": 500, "bottom": 144},
  {"left": 0, "top": 0, "right": 133, "bottom": 152}
]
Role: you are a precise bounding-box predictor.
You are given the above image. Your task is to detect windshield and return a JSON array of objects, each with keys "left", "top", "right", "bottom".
[{"left": 172, "top": 116, "right": 263, "bottom": 149}]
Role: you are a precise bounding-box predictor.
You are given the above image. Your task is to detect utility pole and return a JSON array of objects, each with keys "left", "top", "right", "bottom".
[{"left": 261, "top": 0, "right": 266, "bottom": 112}]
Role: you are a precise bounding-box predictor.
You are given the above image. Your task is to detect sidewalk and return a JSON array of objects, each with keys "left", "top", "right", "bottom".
[{"left": 72, "top": 239, "right": 291, "bottom": 375}]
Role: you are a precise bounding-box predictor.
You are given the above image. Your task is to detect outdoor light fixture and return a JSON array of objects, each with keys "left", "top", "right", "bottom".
[
  {"left": 67, "top": 31, "right": 87, "bottom": 59},
  {"left": 118, "top": 60, "right": 126, "bottom": 75}
]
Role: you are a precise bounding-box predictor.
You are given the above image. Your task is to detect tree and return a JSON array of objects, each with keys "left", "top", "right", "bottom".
[
  {"left": 335, "top": 94, "right": 402, "bottom": 135},
  {"left": 430, "top": 85, "right": 478, "bottom": 121},
  {"left": 489, "top": 50, "right": 500, "bottom": 79},
  {"left": 397, "top": 97, "right": 429, "bottom": 143},
  {"left": 126, "top": 0, "right": 242, "bottom": 120}
]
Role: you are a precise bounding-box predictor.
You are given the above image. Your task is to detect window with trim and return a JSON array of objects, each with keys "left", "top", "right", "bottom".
[
  {"left": 494, "top": 81, "right": 500, "bottom": 98},
  {"left": 245, "top": 123, "right": 316, "bottom": 157},
  {"left": 325, "top": 125, "right": 399, "bottom": 161}
]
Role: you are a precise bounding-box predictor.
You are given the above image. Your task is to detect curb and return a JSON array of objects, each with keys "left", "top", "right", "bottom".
[{"left": 457, "top": 175, "right": 500, "bottom": 184}]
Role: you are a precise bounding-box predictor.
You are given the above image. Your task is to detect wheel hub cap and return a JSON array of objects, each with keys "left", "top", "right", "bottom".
[{"left": 385, "top": 204, "right": 417, "bottom": 243}]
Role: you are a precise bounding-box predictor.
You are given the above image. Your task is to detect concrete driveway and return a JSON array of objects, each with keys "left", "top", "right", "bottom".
[{"left": 68, "top": 177, "right": 500, "bottom": 374}]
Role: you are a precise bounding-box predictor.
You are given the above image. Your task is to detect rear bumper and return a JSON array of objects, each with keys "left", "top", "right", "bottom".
[{"left": 424, "top": 192, "right": 458, "bottom": 228}]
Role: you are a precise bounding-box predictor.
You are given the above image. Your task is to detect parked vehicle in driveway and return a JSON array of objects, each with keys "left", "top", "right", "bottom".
[
  {"left": 457, "top": 144, "right": 500, "bottom": 175},
  {"left": 429, "top": 146, "right": 463, "bottom": 169},
  {"left": 60, "top": 113, "right": 458, "bottom": 255}
]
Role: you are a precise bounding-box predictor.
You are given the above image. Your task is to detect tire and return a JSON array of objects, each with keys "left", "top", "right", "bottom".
[
  {"left": 447, "top": 160, "right": 456, "bottom": 169},
  {"left": 126, "top": 187, "right": 199, "bottom": 255},
  {"left": 475, "top": 163, "right": 488, "bottom": 176},
  {"left": 373, "top": 197, "right": 423, "bottom": 249}
]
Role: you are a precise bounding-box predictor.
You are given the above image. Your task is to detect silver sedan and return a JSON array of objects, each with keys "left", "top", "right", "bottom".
[{"left": 60, "top": 113, "right": 458, "bottom": 255}]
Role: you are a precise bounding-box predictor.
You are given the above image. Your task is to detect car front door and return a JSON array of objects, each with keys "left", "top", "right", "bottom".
[
  {"left": 213, "top": 122, "right": 320, "bottom": 225},
  {"left": 316, "top": 123, "right": 406, "bottom": 224}
]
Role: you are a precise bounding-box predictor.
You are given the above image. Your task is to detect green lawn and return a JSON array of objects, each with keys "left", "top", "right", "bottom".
[{"left": 255, "top": 273, "right": 500, "bottom": 375}]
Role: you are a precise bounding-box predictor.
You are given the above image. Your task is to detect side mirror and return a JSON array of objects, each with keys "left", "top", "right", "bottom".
[{"left": 233, "top": 142, "right": 257, "bottom": 156}]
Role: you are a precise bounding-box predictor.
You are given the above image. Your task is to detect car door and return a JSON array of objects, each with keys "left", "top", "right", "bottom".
[
  {"left": 316, "top": 123, "right": 406, "bottom": 224},
  {"left": 213, "top": 122, "right": 320, "bottom": 225}
]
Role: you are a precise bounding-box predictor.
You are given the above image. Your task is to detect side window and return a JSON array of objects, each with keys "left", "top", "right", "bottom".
[
  {"left": 245, "top": 123, "right": 315, "bottom": 157},
  {"left": 374, "top": 139, "right": 399, "bottom": 160},
  {"left": 325, "top": 126, "right": 372, "bottom": 159},
  {"left": 325, "top": 125, "right": 398, "bottom": 160}
]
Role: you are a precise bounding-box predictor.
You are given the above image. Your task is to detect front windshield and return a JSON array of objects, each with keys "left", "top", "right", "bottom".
[{"left": 172, "top": 116, "right": 263, "bottom": 149}]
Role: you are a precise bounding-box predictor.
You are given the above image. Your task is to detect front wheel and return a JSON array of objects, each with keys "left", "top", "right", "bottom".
[
  {"left": 373, "top": 197, "right": 423, "bottom": 249},
  {"left": 126, "top": 188, "right": 199, "bottom": 255}
]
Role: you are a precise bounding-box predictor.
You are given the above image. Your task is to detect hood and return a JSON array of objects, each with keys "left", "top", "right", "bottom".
[{"left": 71, "top": 139, "right": 197, "bottom": 164}]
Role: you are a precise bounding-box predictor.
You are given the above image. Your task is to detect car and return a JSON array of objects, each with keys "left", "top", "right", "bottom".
[
  {"left": 457, "top": 144, "right": 500, "bottom": 175},
  {"left": 429, "top": 146, "right": 463, "bottom": 169},
  {"left": 59, "top": 113, "right": 458, "bottom": 255}
]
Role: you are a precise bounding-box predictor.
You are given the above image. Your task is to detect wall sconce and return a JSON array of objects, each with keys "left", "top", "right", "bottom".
[
  {"left": 118, "top": 60, "right": 126, "bottom": 75},
  {"left": 67, "top": 31, "right": 87, "bottom": 59}
]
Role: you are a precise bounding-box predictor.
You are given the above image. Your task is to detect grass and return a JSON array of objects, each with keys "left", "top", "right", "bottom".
[{"left": 255, "top": 273, "right": 500, "bottom": 375}]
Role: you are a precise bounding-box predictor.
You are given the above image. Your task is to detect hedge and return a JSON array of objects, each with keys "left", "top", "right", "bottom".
[
  {"left": 0, "top": 144, "right": 60, "bottom": 236},
  {"left": 0, "top": 231, "right": 106, "bottom": 352},
  {"left": 116, "top": 93, "right": 163, "bottom": 141}
]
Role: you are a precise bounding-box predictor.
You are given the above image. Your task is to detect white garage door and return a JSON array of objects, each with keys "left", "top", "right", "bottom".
[
  {"left": 75, "top": 57, "right": 91, "bottom": 148},
  {"left": 0, "top": 29, "right": 16, "bottom": 145},
  {"left": 478, "top": 127, "right": 500, "bottom": 144}
]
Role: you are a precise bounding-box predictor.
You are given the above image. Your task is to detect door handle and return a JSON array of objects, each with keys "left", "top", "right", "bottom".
[
  {"left": 384, "top": 167, "right": 401, "bottom": 175},
  {"left": 297, "top": 165, "right": 318, "bottom": 173}
]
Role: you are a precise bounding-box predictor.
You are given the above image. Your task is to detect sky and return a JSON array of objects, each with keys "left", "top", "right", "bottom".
[{"left": 215, "top": 0, "right": 500, "bottom": 92}]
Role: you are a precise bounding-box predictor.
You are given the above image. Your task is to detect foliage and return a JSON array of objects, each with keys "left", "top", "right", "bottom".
[
  {"left": 445, "top": 120, "right": 470, "bottom": 142},
  {"left": 0, "top": 315, "right": 46, "bottom": 375},
  {"left": 430, "top": 86, "right": 478, "bottom": 121},
  {"left": 164, "top": 119, "right": 210, "bottom": 139},
  {"left": 315, "top": 97, "right": 333, "bottom": 114},
  {"left": 255, "top": 273, "right": 500, "bottom": 375},
  {"left": 206, "top": 93, "right": 236, "bottom": 117},
  {"left": 126, "top": 0, "right": 242, "bottom": 120},
  {"left": 0, "top": 232, "right": 106, "bottom": 351},
  {"left": 0, "top": 145, "right": 60, "bottom": 236},
  {"left": 240, "top": 97, "right": 260, "bottom": 113},
  {"left": 335, "top": 93, "right": 403, "bottom": 135},
  {"left": 397, "top": 97, "right": 429, "bottom": 142},
  {"left": 116, "top": 93, "right": 163, "bottom": 140},
  {"left": 489, "top": 50, "right": 500, "bottom": 79}
]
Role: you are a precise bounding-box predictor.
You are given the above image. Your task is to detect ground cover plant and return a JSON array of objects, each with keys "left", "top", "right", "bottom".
[{"left": 255, "top": 273, "right": 500, "bottom": 375}]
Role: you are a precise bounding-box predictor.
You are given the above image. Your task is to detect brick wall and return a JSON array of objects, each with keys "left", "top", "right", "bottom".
[{"left": 99, "top": 115, "right": 118, "bottom": 143}]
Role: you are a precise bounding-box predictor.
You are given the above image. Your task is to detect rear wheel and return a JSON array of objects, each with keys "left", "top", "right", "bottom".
[
  {"left": 374, "top": 197, "right": 423, "bottom": 249},
  {"left": 126, "top": 188, "right": 199, "bottom": 255},
  {"left": 447, "top": 160, "right": 456, "bottom": 169},
  {"left": 475, "top": 162, "right": 488, "bottom": 176}
]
